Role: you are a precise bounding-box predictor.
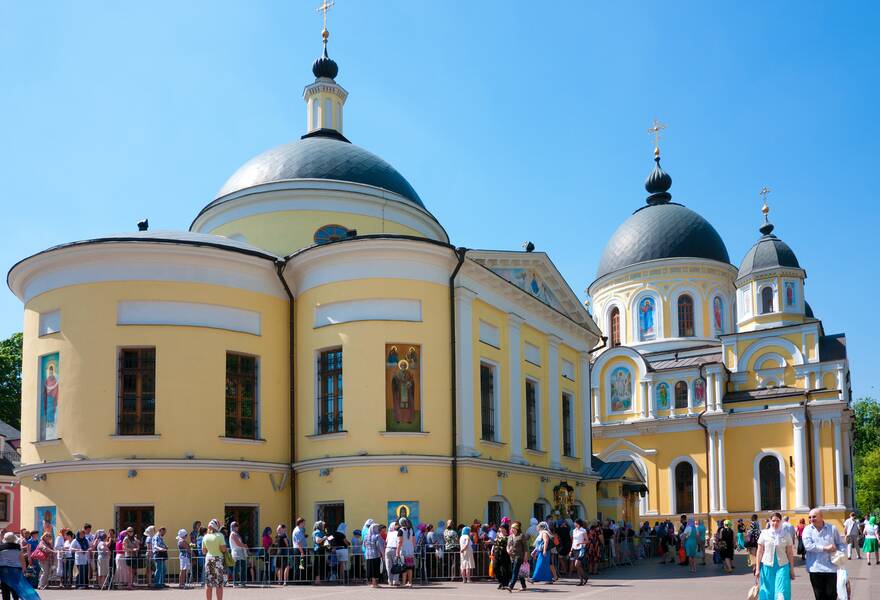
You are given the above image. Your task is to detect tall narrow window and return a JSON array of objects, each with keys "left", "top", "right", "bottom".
[
  {"left": 480, "top": 364, "right": 496, "bottom": 441},
  {"left": 116, "top": 506, "right": 155, "bottom": 539},
  {"left": 761, "top": 287, "right": 774, "bottom": 314},
  {"left": 487, "top": 501, "right": 503, "bottom": 526},
  {"left": 674, "top": 462, "right": 695, "bottom": 513},
  {"left": 677, "top": 295, "right": 695, "bottom": 337},
  {"left": 674, "top": 381, "right": 688, "bottom": 409},
  {"left": 525, "top": 380, "right": 538, "bottom": 450},
  {"left": 118, "top": 348, "right": 156, "bottom": 435},
  {"left": 759, "top": 455, "right": 782, "bottom": 510},
  {"left": 226, "top": 353, "right": 258, "bottom": 439},
  {"left": 317, "top": 348, "right": 343, "bottom": 434},
  {"left": 533, "top": 502, "right": 546, "bottom": 522},
  {"left": 562, "top": 392, "right": 574, "bottom": 457},
  {"left": 610, "top": 307, "right": 621, "bottom": 347}
]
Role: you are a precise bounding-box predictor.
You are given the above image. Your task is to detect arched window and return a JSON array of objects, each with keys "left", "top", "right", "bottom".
[
  {"left": 610, "top": 307, "right": 621, "bottom": 347},
  {"left": 759, "top": 455, "right": 781, "bottom": 510},
  {"left": 761, "top": 287, "right": 774, "bottom": 314},
  {"left": 677, "top": 295, "right": 694, "bottom": 337},
  {"left": 314, "top": 224, "right": 350, "bottom": 245},
  {"left": 674, "top": 381, "right": 688, "bottom": 409},
  {"left": 674, "top": 461, "right": 694, "bottom": 513}
]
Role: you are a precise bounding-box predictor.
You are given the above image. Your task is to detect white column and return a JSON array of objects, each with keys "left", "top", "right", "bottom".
[
  {"left": 687, "top": 379, "right": 696, "bottom": 415},
  {"left": 833, "top": 417, "right": 845, "bottom": 508},
  {"left": 641, "top": 381, "right": 649, "bottom": 419},
  {"left": 548, "top": 335, "right": 562, "bottom": 469},
  {"left": 717, "top": 428, "right": 728, "bottom": 512},
  {"left": 811, "top": 418, "right": 823, "bottom": 507},
  {"left": 579, "top": 353, "right": 593, "bottom": 473},
  {"left": 508, "top": 313, "right": 524, "bottom": 462},
  {"left": 707, "top": 429, "right": 718, "bottom": 513},
  {"left": 592, "top": 387, "right": 600, "bottom": 425},
  {"left": 706, "top": 373, "right": 716, "bottom": 412},
  {"left": 792, "top": 411, "right": 810, "bottom": 511},
  {"left": 647, "top": 378, "right": 656, "bottom": 419},
  {"left": 714, "top": 372, "right": 724, "bottom": 412},
  {"left": 455, "top": 287, "right": 477, "bottom": 456}
]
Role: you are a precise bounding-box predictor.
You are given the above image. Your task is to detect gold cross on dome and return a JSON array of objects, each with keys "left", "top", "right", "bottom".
[
  {"left": 648, "top": 119, "right": 667, "bottom": 149},
  {"left": 760, "top": 186, "right": 771, "bottom": 218},
  {"left": 316, "top": 0, "right": 335, "bottom": 32}
]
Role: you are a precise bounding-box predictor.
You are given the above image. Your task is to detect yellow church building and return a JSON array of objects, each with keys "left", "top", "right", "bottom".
[
  {"left": 589, "top": 147, "right": 853, "bottom": 528},
  {"left": 8, "top": 25, "right": 609, "bottom": 541}
]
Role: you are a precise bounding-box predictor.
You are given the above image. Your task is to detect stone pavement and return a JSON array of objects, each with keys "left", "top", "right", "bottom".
[{"left": 37, "top": 554, "right": 880, "bottom": 599}]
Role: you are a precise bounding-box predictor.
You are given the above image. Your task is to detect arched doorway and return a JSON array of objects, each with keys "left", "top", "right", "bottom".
[
  {"left": 675, "top": 461, "right": 695, "bottom": 514},
  {"left": 759, "top": 455, "right": 782, "bottom": 510}
]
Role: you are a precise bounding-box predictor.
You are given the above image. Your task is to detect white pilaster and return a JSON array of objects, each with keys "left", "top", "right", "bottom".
[
  {"left": 811, "top": 418, "right": 823, "bottom": 507},
  {"left": 792, "top": 411, "right": 810, "bottom": 511},
  {"left": 508, "top": 313, "right": 525, "bottom": 462},
  {"left": 833, "top": 416, "right": 845, "bottom": 508},
  {"left": 687, "top": 380, "right": 696, "bottom": 415},
  {"left": 548, "top": 335, "right": 562, "bottom": 469},
  {"left": 707, "top": 429, "right": 718, "bottom": 513},
  {"left": 717, "top": 428, "right": 728, "bottom": 512},
  {"left": 640, "top": 381, "right": 649, "bottom": 419},
  {"left": 706, "top": 373, "right": 716, "bottom": 412},
  {"left": 714, "top": 372, "right": 724, "bottom": 412},
  {"left": 592, "top": 387, "right": 600, "bottom": 425},
  {"left": 579, "top": 353, "right": 593, "bottom": 473},
  {"left": 455, "top": 287, "right": 477, "bottom": 456},
  {"left": 647, "top": 377, "right": 656, "bottom": 419}
]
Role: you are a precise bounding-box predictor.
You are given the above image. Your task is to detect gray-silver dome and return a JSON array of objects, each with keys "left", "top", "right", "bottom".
[
  {"left": 737, "top": 226, "right": 800, "bottom": 280},
  {"left": 212, "top": 131, "right": 424, "bottom": 208},
  {"left": 597, "top": 203, "right": 731, "bottom": 279}
]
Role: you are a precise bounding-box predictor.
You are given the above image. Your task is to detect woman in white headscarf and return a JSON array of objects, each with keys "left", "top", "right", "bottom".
[
  {"left": 176, "top": 529, "right": 190, "bottom": 589},
  {"left": 755, "top": 512, "right": 794, "bottom": 600}
]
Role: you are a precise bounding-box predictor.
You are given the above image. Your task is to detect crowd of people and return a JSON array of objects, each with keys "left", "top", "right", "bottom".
[{"left": 0, "top": 507, "right": 874, "bottom": 599}]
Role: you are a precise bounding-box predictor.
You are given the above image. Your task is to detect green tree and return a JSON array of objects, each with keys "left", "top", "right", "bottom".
[
  {"left": 856, "top": 446, "right": 880, "bottom": 516},
  {"left": 0, "top": 332, "right": 22, "bottom": 429},
  {"left": 853, "top": 397, "right": 880, "bottom": 458}
]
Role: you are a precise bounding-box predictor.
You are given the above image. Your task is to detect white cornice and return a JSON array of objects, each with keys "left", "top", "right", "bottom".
[
  {"left": 293, "top": 454, "right": 452, "bottom": 472},
  {"left": 588, "top": 257, "right": 738, "bottom": 297},
  {"left": 456, "top": 457, "right": 601, "bottom": 481},
  {"left": 16, "top": 458, "right": 290, "bottom": 477},
  {"left": 191, "top": 180, "right": 448, "bottom": 243},
  {"left": 8, "top": 243, "right": 285, "bottom": 303}
]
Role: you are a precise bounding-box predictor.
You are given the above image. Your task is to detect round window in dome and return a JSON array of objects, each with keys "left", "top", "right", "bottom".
[{"left": 314, "top": 224, "right": 350, "bottom": 245}]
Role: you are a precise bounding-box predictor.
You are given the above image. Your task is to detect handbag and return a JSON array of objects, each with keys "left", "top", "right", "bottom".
[
  {"left": 223, "top": 551, "right": 235, "bottom": 568},
  {"left": 746, "top": 583, "right": 760, "bottom": 600},
  {"left": 518, "top": 562, "right": 530, "bottom": 578},
  {"left": 30, "top": 548, "right": 47, "bottom": 562},
  {"left": 390, "top": 558, "right": 405, "bottom": 574}
]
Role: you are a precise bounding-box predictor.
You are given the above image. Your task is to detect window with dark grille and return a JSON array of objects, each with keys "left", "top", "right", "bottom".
[
  {"left": 761, "top": 287, "right": 774, "bottom": 314},
  {"left": 487, "top": 501, "right": 503, "bottom": 526},
  {"left": 480, "top": 364, "right": 495, "bottom": 441},
  {"left": 0, "top": 494, "right": 8, "bottom": 522},
  {"left": 225, "top": 353, "right": 258, "bottom": 439},
  {"left": 562, "top": 392, "right": 574, "bottom": 457},
  {"left": 677, "top": 295, "right": 695, "bottom": 337},
  {"left": 759, "top": 455, "right": 781, "bottom": 510},
  {"left": 318, "top": 348, "right": 343, "bottom": 434},
  {"left": 118, "top": 348, "right": 156, "bottom": 435},
  {"left": 674, "top": 381, "right": 688, "bottom": 409},
  {"left": 674, "top": 462, "right": 694, "bottom": 513},
  {"left": 610, "top": 307, "right": 621, "bottom": 347},
  {"left": 526, "top": 380, "right": 538, "bottom": 450},
  {"left": 116, "top": 506, "right": 154, "bottom": 541}
]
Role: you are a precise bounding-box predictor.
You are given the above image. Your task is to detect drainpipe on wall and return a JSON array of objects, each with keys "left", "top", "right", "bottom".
[
  {"left": 276, "top": 260, "right": 297, "bottom": 521},
  {"left": 448, "top": 247, "right": 468, "bottom": 525}
]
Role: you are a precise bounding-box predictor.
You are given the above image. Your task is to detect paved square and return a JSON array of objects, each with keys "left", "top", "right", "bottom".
[{"left": 36, "top": 554, "right": 880, "bottom": 599}]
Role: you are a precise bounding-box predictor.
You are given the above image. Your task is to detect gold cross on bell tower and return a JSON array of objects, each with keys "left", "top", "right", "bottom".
[
  {"left": 316, "top": 0, "right": 335, "bottom": 39},
  {"left": 760, "top": 186, "right": 771, "bottom": 220},
  {"left": 648, "top": 119, "right": 667, "bottom": 157}
]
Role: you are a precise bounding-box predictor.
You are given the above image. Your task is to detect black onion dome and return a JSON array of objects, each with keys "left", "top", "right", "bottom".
[
  {"left": 645, "top": 155, "right": 672, "bottom": 204},
  {"left": 312, "top": 44, "right": 339, "bottom": 79},
  {"left": 597, "top": 203, "right": 730, "bottom": 278},
  {"left": 737, "top": 226, "right": 801, "bottom": 280},
  {"left": 209, "top": 131, "right": 424, "bottom": 207}
]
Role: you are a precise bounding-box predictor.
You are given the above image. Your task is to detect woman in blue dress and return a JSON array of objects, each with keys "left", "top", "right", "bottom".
[
  {"left": 682, "top": 518, "right": 698, "bottom": 573},
  {"left": 754, "top": 512, "right": 794, "bottom": 600},
  {"left": 530, "top": 522, "right": 554, "bottom": 583}
]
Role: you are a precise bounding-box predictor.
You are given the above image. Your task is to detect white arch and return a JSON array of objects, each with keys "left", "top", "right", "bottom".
[
  {"left": 605, "top": 450, "right": 650, "bottom": 516},
  {"left": 669, "top": 285, "right": 704, "bottom": 338},
  {"left": 604, "top": 299, "right": 627, "bottom": 346},
  {"left": 753, "top": 451, "right": 787, "bottom": 511},
  {"left": 707, "top": 289, "right": 733, "bottom": 336},
  {"left": 758, "top": 281, "right": 777, "bottom": 314},
  {"left": 486, "top": 494, "right": 512, "bottom": 523},
  {"left": 739, "top": 337, "right": 805, "bottom": 369},
  {"left": 533, "top": 497, "right": 553, "bottom": 522},
  {"left": 756, "top": 353, "right": 787, "bottom": 369},
  {"left": 668, "top": 456, "right": 701, "bottom": 515},
  {"left": 630, "top": 289, "right": 663, "bottom": 342}
]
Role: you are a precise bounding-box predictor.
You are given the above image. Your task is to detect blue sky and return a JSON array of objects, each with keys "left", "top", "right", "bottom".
[{"left": 1, "top": 1, "right": 877, "bottom": 399}]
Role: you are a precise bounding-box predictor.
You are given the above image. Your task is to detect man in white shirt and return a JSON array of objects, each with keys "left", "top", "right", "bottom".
[
  {"left": 843, "top": 512, "right": 861, "bottom": 559},
  {"left": 803, "top": 508, "right": 845, "bottom": 600}
]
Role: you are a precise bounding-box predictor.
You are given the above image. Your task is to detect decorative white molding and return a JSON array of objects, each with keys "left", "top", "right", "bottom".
[
  {"left": 17, "top": 458, "right": 289, "bottom": 477},
  {"left": 524, "top": 342, "right": 541, "bottom": 366},
  {"left": 117, "top": 300, "right": 261, "bottom": 335},
  {"left": 753, "top": 450, "right": 787, "bottom": 511},
  {"left": 561, "top": 359, "right": 575, "bottom": 381},
  {"left": 38, "top": 310, "right": 61, "bottom": 336},
  {"left": 479, "top": 320, "right": 501, "bottom": 348},
  {"left": 669, "top": 455, "right": 701, "bottom": 515},
  {"left": 293, "top": 454, "right": 452, "bottom": 472},
  {"left": 314, "top": 298, "right": 421, "bottom": 328}
]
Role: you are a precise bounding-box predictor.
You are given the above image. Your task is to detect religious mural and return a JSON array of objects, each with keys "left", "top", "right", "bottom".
[
  {"left": 385, "top": 344, "right": 421, "bottom": 432},
  {"left": 656, "top": 382, "right": 670, "bottom": 410},
  {"left": 638, "top": 297, "right": 656, "bottom": 341},
  {"left": 491, "top": 268, "right": 564, "bottom": 312},
  {"left": 39, "top": 353, "right": 59, "bottom": 440},
  {"left": 694, "top": 378, "right": 706, "bottom": 405},
  {"left": 553, "top": 481, "right": 575, "bottom": 519},
  {"left": 609, "top": 366, "right": 632, "bottom": 412},
  {"left": 387, "top": 501, "right": 419, "bottom": 527},
  {"left": 784, "top": 281, "right": 795, "bottom": 307},
  {"left": 713, "top": 296, "right": 724, "bottom": 334},
  {"left": 35, "top": 506, "right": 56, "bottom": 536}
]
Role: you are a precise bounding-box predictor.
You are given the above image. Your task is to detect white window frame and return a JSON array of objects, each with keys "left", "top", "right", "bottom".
[
  {"left": 753, "top": 451, "right": 787, "bottom": 511},
  {"left": 525, "top": 377, "right": 542, "bottom": 451},
  {"left": 669, "top": 456, "right": 700, "bottom": 515},
  {"left": 225, "top": 350, "right": 261, "bottom": 440},
  {"left": 631, "top": 291, "right": 662, "bottom": 341},
  {"left": 314, "top": 346, "right": 344, "bottom": 435},
  {"left": 479, "top": 359, "right": 501, "bottom": 443}
]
